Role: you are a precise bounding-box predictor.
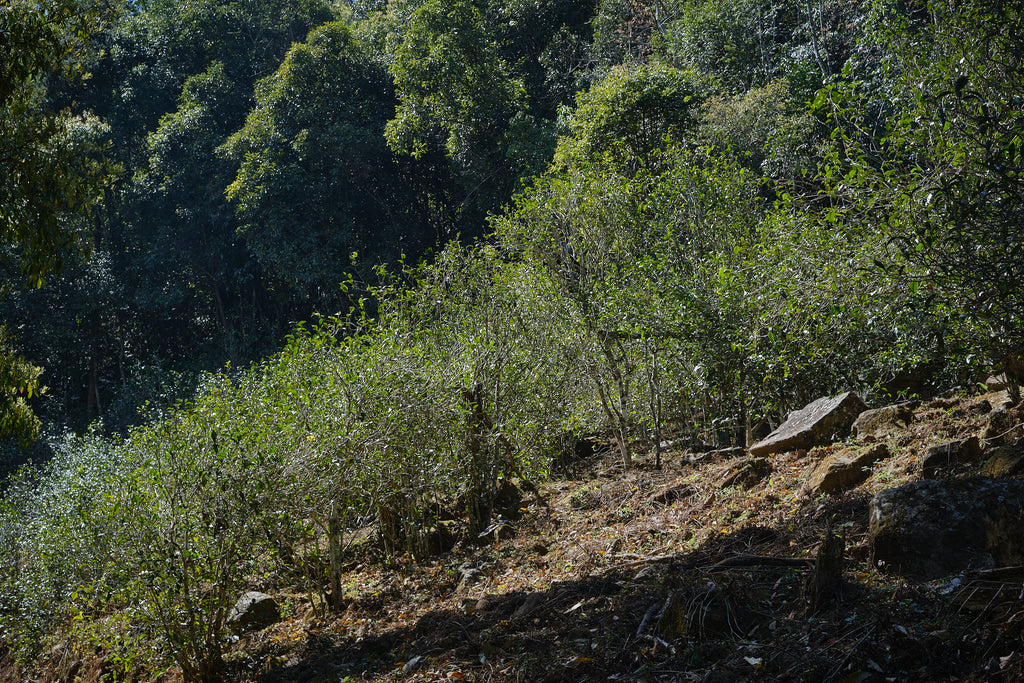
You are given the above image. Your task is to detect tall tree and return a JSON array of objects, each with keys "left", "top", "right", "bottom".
[
  {"left": 1, "top": 0, "right": 117, "bottom": 444},
  {"left": 223, "top": 22, "right": 434, "bottom": 289},
  {"left": 112, "top": 0, "right": 335, "bottom": 360},
  {"left": 385, "top": 0, "right": 529, "bottom": 208},
  {"left": 1, "top": 0, "right": 113, "bottom": 285},
  {"left": 553, "top": 62, "right": 700, "bottom": 175}
]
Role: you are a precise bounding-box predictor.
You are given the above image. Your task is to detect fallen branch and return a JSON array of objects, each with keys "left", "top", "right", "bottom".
[
  {"left": 703, "top": 553, "right": 815, "bottom": 573},
  {"left": 636, "top": 600, "right": 662, "bottom": 637},
  {"left": 616, "top": 552, "right": 682, "bottom": 566}
]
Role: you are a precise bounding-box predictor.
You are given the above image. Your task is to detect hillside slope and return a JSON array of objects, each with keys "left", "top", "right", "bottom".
[{"left": 21, "top": 388, "right": 1024, "bottom": 682}]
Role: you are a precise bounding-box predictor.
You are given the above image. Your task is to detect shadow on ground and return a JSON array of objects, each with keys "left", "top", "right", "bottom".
[{"left": 233, "top": 488, "right": 1006, "bottom": 683}]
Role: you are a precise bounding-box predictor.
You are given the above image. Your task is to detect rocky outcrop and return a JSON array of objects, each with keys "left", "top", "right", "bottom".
[
  {"left": 749, "top": 392, "right": 867, "bottom": 457},
  {"left": 980, "top": 405, "right": 1024, "bottom": 447},
  {"left": 227, "top": 592, "right": 281, "bottom": 633},
  {"left": 852, "top": 403, "right": 916, "bottom": 441},
  {"left": 980, "top": 439, "right": 1024, "bottom": 477},
  {"left": 799, "top": 444, "right": 889, "bottom": 498},
  {"left": 920, "top": 436, "right": 981, "bottom": 478},
  {"left": 869, "top": 478, "right": 1024, "bottom": 579}
]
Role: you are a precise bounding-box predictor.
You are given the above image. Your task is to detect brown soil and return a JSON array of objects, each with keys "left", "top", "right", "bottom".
[{"left": 21, "top": 391, "right": 1024, "bottom": 682}]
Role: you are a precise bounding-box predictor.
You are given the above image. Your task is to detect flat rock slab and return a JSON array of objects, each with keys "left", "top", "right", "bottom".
[
  {"left": 869, "top": 478, "right": 1024, "bottom": 580},
  {"left": 799, "top": 443, "right": 889, "bottom": 498},
  {"left": 749, "top": 392, "right": 867, "bottom": 457}
]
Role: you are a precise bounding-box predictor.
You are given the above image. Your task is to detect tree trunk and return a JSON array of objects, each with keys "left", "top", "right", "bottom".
[
  {"left": 803, "top": 531, "right": 845, "bottom": 616},
  {"left": 328, "top": 500, "right": 345, "bottom": 611},
  {"left": 463, "top": 383, "right": 492, "bottom": 535}
]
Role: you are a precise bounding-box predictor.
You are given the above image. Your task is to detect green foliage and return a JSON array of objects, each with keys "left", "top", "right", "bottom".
[
  {"left": 661, "top": 0, "right": 864, "bottom": 99},
  {"left": 818, "top": 0, "right": 1024, "bottom": 382},
  {"left": 385, "top": 0, "right": 528, "bottom": 178},
  {"left": 0, "top": 330, "right": 44, "bottom": 447},
  {"left": 0, "top": 432, "right": 136, "bottom": 665},
  {"left": 0, "top": 245, "right": 585, "bottom": 672},
  {"left": 697, "top": 79, "right": 816, "bottom": 186},
  {"left": 8, "top": 0, "right": 1024, "bottom": 674},
  {"left": 223, "top": 22, "right": 426, "bottom": 287},
  {"left": 0, "top": 0, "right": 114, "bottom": 285},
  {"left": 492, "top": 0, "right": 598, "bottom": 116},
  {"left": 590, "top": 0, "right": 659, "bottom": 66},
  {"left": 553, "top": 63, "right": 699, "bottom": 175},
  {"left": 121, "top": 399, "right": 273, "bottom": 681},
  {"left": 497, "top": 147, "right": 772, "bottom": 457},
  {"left": 664, "top": 0, "right": 800, "bottom": 91},
  {"left": 115, "top": 0, "right": 329, "bottom": 361},
  {"left": 379, "top": 243, "right": 590, "bottom": 480}
]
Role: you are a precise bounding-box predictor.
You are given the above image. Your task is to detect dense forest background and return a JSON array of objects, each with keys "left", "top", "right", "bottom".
[
  {"left": 3, "top": 0, "right": 1022, "bottom": 444},
  {"left": 1, "top": 0, "right": 1023, "bottom": 678}
]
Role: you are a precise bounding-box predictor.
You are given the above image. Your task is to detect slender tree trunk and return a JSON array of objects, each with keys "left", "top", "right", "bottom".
[
  {"left": 86, "top": 310, "right": 101, "bottom": 420},
  {"left": 328, "top": 500, "right": 345, "bottom": 611},
  {"left": 647, "top": 341, "right": 662, "bottom": 470},
  {"left": 463, "top": 383, "right": 492, "bottom": 535},
  {"left": 804, "top": 0, "right": 829, "bottom": 80}
]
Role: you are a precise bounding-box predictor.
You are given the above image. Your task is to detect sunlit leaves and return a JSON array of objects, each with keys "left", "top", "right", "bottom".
[
  {"left": 553, "top": 63, "right": 699, "bottom": 175},
  {"left": 0, "top": 330, "right": 44, "bottom": 447}
]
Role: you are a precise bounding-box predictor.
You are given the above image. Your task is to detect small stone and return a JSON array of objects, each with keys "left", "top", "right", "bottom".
[
  {"left": 800, "top": 444, "right": 889, "bottom": 498},
  {"left": 477, "top": 522, "right": 515, "bottom": 545},
  {"left": 980, "top": 440, "right": 1024, "bottom": 477},
  {"left": 457, "top": 562, "right": 484, "bottom": 588},
  {"left": 633, "top": 565, "right": 662, "bottom": 582},
  {"left": 513, "top": 592, "right": 544, "bottom": 618},
  {"left": 980, "top": 406, "right": 1024, "bottom": 447},
  {"left": 403, "top": 655, "right": 425, "bottom": 673},
  {"left": 705, "top": 446, "right": 747, "bottom": 461},
  {"left": 852, "top": 403, "right": 916, "bottom": 441},
  {"left": 986, "top": 373, "right": 1011, "bottom": 392}
]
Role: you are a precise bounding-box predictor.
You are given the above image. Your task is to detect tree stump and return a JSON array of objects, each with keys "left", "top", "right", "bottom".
[{"left": 803, "top": 531, "right": 845, "bottom": 616}]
